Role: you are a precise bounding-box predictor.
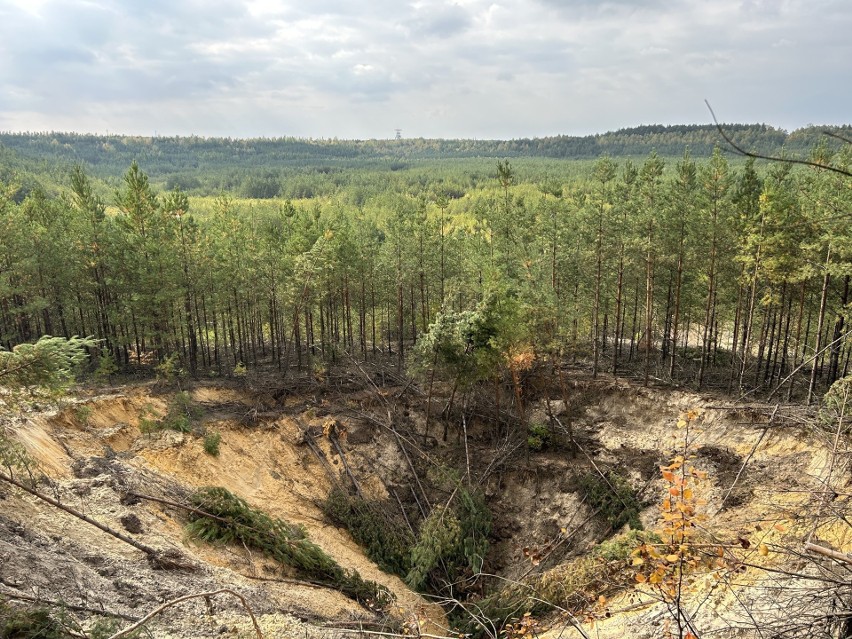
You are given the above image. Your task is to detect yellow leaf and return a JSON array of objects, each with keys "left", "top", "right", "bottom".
[
  {"left": 666, "top": 554, "right": 680, "bottom": 563},
  {"left": 683, "top": 488, "right": 694, "bottom": 500},
  {"left": 662, "top": 470, "right": 675, "bottom": 482},
  {"left": 635, "top": 573, "right": 647, "bottom": 583},
  {"left": 633, "top": 557, "right": 645, "bottom": 566},
  {"left": 677, "top": 419, "right": 687, "bottom": 428},
  {"left": 759, "top": 544, "right": 769, "bottom": 556},
  {"left": 649, "top": 572, "right": 662, "bottom": 584},
  {"left": 774, "top": 524, "right": 786, "bottom": 533},
  {"left": 598, "top": 595, "right": 607, "bottom": 606}
]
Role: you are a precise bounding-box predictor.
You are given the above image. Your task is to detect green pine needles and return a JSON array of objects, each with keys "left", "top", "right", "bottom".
[
  {"left": 186, "top": 487, "right": 393, "bottom": 608},
  {"left": 322, "top": 487, "right": 413, "bottom": 577},
  {"left": 578, "top": 470, "right": 644, "bottom": 531},
  {"left": 0, "top": 335, "right": 96, "bottom": 400},
  {"left": 406, "top": 484, "right": 492, "bottom": 592}
]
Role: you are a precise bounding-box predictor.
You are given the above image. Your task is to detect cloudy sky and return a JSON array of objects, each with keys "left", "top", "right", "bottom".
[{"left": 0, "top": 0, "right": 849, "bottom": 139}]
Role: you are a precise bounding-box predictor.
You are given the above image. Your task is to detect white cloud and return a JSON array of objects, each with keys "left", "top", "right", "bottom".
[{"left": 0, "top": 0, "right": 848, "bottom": 138}]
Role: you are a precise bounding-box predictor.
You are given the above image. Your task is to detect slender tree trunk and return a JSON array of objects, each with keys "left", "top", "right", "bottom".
[
  {"left": 661, "top": 275, "right": 673, "bottom": 365},
  {"left": 644, "top": 227, "right": 654, "bottom": 386},
  {"left": 592, "top": 208, "right": 603, "bottom": 379},
  {"left": 728, "top": 276, "right": 745, "bottom": 391},
  {"left": 753, "top": 304, "right": 772, "bottom": 388},
  {"left": 293, "top": 309, "right": 302, "bottom": 370},
  {"left": 410, "top": 283, "right": 417, "bottom": 345},
  {"left": 787, "top": 281, "right": 808, "bottom": 401},
  {"left": 777, "top": 285, "right": 794, "bottom": 388},
  {"left": 670, "top": 246, "right": 686, "bottom": 379},
  {"left": 808, "top": 248, "right": 832, "bottom": 405},
  {"left": 828, "top": 275, "right": 849, "bottom": 385},
  {"left": 370, "top": 281, "right": 377, "bottom": 356},
  {"left": 629, "top": 279, "right": 639, "bottom": 364},
  {"left": 613, "top": 253, "right": 625, "bottom": 375},
  {"left": 359, "top": 277, "right": 366, "bottom": 358}
]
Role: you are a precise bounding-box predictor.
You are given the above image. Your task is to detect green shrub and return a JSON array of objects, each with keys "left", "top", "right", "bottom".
[
  {"left": 86, "top": 617, "right": 143, "bottom": 639},
  {"left": 139, "top": 392, "right": 202, "bottom": 434},
  {"left": 578, "top": 470, "right": 643, "bottom": 531},
  {"left": 203, "top": 430, "right": 221, "bottom": 456},
  {"left": 452, "top": 555, "right": 601, "bottom": 638},
  {"left": 74, "top": 404, "right": 93, "bottom": 426},
  {"left": 0, "top": 604, "right": 64, "bottom": 639},
  {"left": 0, "top": 433, "right": 36, "bottom": 481},
  {"left": 93, "top": 349, "right": 118, "bottom": 382},
  {"left": 594, "top": 529, "right": 661, "bottom": 562},
  {"left": 405, "top": 484, "right": 491, "bottom": 592},
  {"left": 154, "top": 354, "right": 184, "bottom": 383},
  {"left": 322, "top": 487, "right": 413, "bottom": 576},
  {"left": 527, "top": 423, "right": 552, "bottom": 451},
  {"left": 407, "top": 505, "right": 462, "bottom": 590},
  {"left": 186, "top": 487, "right": 392, "bottom": 609}
]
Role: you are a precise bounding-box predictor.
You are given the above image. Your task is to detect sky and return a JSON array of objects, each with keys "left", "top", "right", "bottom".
[{"left": 0, "top": 0, "right": 849, "bottom": 140}]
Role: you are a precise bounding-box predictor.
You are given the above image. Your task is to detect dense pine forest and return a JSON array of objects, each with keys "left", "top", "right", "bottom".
[{"left": 0, "top": 128, "right": 850, "bottom": 403}]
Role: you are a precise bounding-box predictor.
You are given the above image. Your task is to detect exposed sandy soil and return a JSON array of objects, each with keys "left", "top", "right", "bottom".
[
  {"left": 3, "top": 385, "right": 444, "bottom": 638},
  {"left": 2, "top": 377, "right": 849, "bottom": 639}
]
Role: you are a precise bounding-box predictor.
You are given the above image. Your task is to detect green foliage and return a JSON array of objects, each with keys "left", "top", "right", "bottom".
[
  {"left": 154, "top": 354, "right": 184, "bottom": 384},
  {"left": 453, "top": 555, "right": 603, "bottom": 638},
  {"left": 0, "top": 336, "right": 96, "bottom": 399},
  {"left": 594, "top": 529, "right": 662, "bottom": 562},
  {"left": 93, "top": 349, "right": 118, "bottom": 382},
  {"left": 0, "top": 140, "right": 848, "bottom": 403},
  {"left": 527, "top": 423, "right": 552, "bottom": 451},
  {"left": 203, "top": 430, "right": 221, "bottom": 456},
  {"left": 406, "top": 505, "right": 462, "bottom": 590},
  {"left": 404, "top": 478, "right": 492, "bottom": 592},
  {"left": 186, "top": 487, "right": 392, "bottom": 608},
  {"left": 0, "top": 603, "right": 64, "bottom": 639},
  {"left": 322, "top": 487, "right": 413, "bottom": 576},
  {"left": 0, "top": 433, "right": 37, "bottom": 482},
  {"left": 73, "top": 404, "right": 93, "bottom": 427},
  {"left": 820, "top": 375, "right": 852, "bottom": 434},
  {"left": 139, "top": 392, "right": 202, "bottom": 434},
  {"left": 2, "top": 126, "right": 841, "bottom": 180},
  {"left": 85, "top": 617, "right": 142, "bottom": 639},
  {"left": 457, "top": 487, "right": 492, "bottom": 576},
  {"left": 165, "top": 391, "right": 200, "bottom": 430},
  {"left": 410, "top": 287, "right": 522, "bottom": 389},
  {"left": 579, "top": 470, "right": 643, "bottom": 531}
]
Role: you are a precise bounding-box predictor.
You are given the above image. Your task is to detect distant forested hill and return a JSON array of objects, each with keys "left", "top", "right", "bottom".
[{"left": 1, "top": 123, "right": 849, "bottom": 179}]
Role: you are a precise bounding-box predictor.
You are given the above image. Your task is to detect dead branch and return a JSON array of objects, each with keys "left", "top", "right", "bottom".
[
  {"left": 706, "top": 100, "right": 852, "bottom": 177},
  {"left": 106, "top": 588, "right": 264, "bottom": 639},
  {"left": 718, "top": 404, "right": 778, "bottom": 512},
  {"left": 327, "top": 430, "right": 364, "bottom": 498},
  {"left": 0, "top": 471, "right": 191, "bottom": 570},
  {"left": 803, "top": 542, "right": 852, "bottom": 566}
]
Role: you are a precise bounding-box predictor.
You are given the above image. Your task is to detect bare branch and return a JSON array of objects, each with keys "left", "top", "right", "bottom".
[
  {"left": 705, "top": 100, "right": 852, "bottom": 177},
  {"left": 106, "top": 588, "right": 264, "bottom": 639}
]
